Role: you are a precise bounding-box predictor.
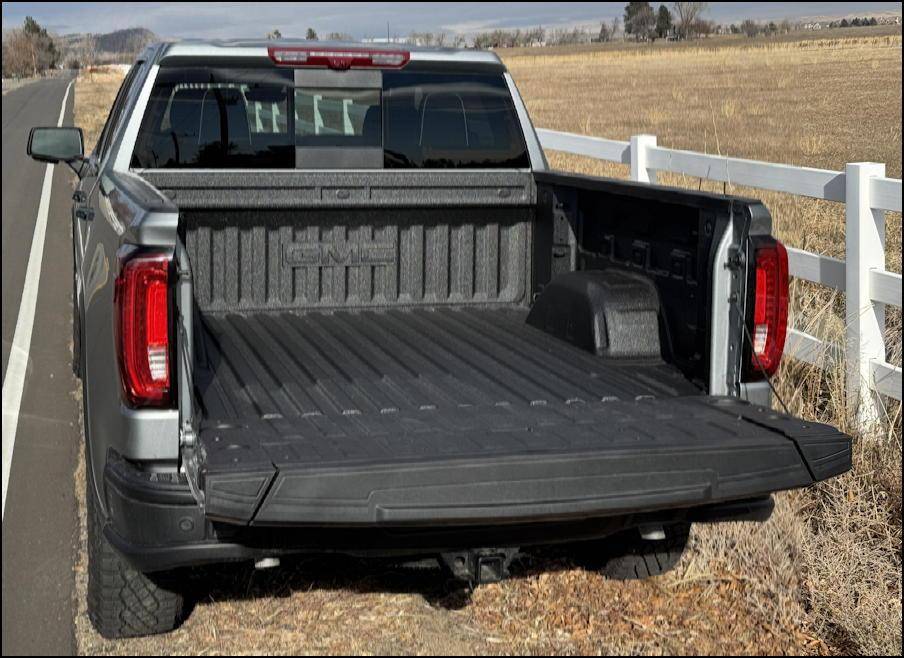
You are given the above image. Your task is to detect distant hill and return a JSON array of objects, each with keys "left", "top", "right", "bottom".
[
  {"left": 95, "top": 27, "right": 157, "bottom": 53},
  {"left": 57, "top": 27, "right": 157, "bottom": 65}
]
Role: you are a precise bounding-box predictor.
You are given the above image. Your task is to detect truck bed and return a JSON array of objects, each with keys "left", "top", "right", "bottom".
[{"left": 192, "top": 307, "right": 850, "bottom": 526}]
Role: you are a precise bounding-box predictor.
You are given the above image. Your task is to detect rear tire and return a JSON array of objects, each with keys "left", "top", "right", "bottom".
[
  {"left": 580, "top": 522, "right": 691, "bottom": 580},
  {"left": 86, "top": 459, "right": 185, "bottom": 638}
]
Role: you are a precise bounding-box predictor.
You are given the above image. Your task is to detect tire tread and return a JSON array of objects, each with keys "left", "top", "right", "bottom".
[
  {"left": 86, "top": 469, "right": 183, "bottom": 638},
  {"left": 599, "top": 523, "right": 690, "bottom": 580}
]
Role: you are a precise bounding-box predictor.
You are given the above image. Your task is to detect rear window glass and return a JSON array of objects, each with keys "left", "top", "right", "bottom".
[
  {"left": 131, "top": 67, "right": 528, "bottom": 169},
  {"left": 295, "top": 88, "right": 381, "bottom": 147},
  {"left": 383, "top": 72, "right": 528, "bottom": 169},
  {"left": 131, "top": 68, "right": 295, "bottom": 168}
]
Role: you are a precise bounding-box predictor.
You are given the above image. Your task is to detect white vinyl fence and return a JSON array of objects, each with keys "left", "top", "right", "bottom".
[{"left": 537, "top": 129, "right": 902, "bottom": 430}]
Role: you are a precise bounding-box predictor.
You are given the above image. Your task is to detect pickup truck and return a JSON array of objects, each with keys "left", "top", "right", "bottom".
[{"left": 28, "top": 40, "right": 852, "bottom": 638}]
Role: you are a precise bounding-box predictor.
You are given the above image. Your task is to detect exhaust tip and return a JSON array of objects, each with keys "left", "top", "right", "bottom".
[
  {"left": 639, "top": 525, "right": 666, "bottom": 541},
  {"left": 254, "top": 557, "right": 280, "bottom": 570}
]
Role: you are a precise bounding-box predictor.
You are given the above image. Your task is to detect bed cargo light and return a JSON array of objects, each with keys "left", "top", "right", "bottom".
[
  {"left": 267, "top": 46, "right": 409, "bottom": 69},
  {"left": 748, "top": 238, "right": 789, "bottom": 378},
  {"left": 114, "top": 252, "right": 172, "bottom": 407}
]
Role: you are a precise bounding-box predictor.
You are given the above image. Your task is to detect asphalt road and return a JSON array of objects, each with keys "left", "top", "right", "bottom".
[{"left": 2, "top": 74, "right": 81, "bottom": 656}]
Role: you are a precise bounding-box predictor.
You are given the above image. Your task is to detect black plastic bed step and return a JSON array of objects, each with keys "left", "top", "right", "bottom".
[{"left": 196, "top": 394, "right": 851, "bottom": 526}]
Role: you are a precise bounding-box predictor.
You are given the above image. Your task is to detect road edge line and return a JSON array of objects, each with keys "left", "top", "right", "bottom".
[{"left": 2, "top": 78, "right": 75, "bottom": 520}]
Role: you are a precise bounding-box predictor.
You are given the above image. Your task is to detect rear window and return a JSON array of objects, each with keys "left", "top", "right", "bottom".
[
  {"left": 130, "top": 67, "right": 529, "bottom": 169},
  {"left": 383, "top": 72, "right": 528, "bottom": 169},
  {"left": 295, "top": 87, "right": 381, "bottom": 147}
]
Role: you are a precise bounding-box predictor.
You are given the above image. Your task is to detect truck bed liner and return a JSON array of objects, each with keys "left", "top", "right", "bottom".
[{"left": 192, "top": 307, "right": 850, "bottom": 526}]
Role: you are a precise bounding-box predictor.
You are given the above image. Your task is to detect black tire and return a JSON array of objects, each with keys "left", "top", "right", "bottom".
[
  {"left": 579, "top": 522, "right": 691, "bottom": 580},
  {"left": 86, "top": 461, "right": 185, "bottom": 638}
]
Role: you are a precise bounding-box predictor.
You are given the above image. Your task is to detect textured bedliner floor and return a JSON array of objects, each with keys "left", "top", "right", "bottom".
[{"left": 194, "top": 306, "right": 698, "bottom": 428}]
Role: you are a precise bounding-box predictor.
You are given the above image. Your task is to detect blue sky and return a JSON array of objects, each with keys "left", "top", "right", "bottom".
[{"left": 2, "top": 2, "right": 900, "bottom": 39}]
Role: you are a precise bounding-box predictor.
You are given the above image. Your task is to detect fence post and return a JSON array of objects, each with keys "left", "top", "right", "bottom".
[
  {"left": 845, "top": 162, "right": 886, "bottom": 434},
  {"left": 630, "top": 134, "right": 657, "bottom": 184}
]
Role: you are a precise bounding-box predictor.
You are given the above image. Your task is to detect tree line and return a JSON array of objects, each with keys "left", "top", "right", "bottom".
[
  {"left": 2, "top": 16, "right": 59, "bottom": 78},
  {"left": 469, "top": 3, "right": 714, "bottom": 47},
  {"left": 265, "top": 5, "right": 894, "bottom": 51},
  {"left": 623, "top": 2, "right": 713, "bottom": 41},
  {"left": 829, "top": 17, "right": 881, "bottom": 28},
  {"left": 734, "top": 19, "right": 794, "bottom": 38},
  {"left": 2, "top": 18, "right": 159, "bottom": 75},
  {"left": 460, "top": 4, "right": 890, "bottom": 49}
]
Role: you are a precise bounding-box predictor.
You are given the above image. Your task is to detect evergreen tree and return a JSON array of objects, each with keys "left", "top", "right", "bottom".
[
  {"left": 624, "top": 2, "right": 656, "bottom": 41},
  {"left": 656, "top": 4, "right": 673, "bottom": 38}
]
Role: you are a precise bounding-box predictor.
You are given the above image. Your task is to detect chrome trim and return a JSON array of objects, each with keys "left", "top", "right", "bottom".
[
  {"left": 709, "top": 218, "right": 734, "bottom": 395},
  {"left": 504, "top": 73, "right": 546, "bottom": 172},
  {"left": 157, "top": 40, "right": 501, "bottom": 66},
  {"left": 113, "top": 64, "right": 160, "bottom": 173}
]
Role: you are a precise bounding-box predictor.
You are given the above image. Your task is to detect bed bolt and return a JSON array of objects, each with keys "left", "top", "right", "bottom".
[{"left": 726, "top": 247, "right": 745, "bottom": 269}]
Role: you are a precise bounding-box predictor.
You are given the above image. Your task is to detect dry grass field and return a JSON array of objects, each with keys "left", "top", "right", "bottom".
[
  {"left": 72, "top": 67, "right": 125, "bottom": 149},
  {"left": 73, "top": 31, "right": 902, "bottom": 655}
]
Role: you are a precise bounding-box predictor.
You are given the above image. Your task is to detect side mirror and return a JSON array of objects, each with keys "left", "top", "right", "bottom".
[{"left": 27, "top": 126, "right": 84, "bottom": 164}]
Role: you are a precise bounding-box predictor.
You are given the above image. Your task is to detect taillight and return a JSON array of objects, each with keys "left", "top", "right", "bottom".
[
  {"left": 268, "top": 47, "right": 409, "bottom": 69},
  {"left": 746, "top": 238, "right": 789, "bottom": 379},
  {"left": 114, "top": 252, "right": 172, "bottom": 407}
]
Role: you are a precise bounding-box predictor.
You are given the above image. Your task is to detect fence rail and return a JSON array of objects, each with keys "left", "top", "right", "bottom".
[{"left": 536, "top": 128, "right": 902, "bottom": 428}]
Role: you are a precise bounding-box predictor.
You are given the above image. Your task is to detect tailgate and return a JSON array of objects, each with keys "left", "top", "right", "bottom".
[{"left": 196, "top": 394, "right": 850, "bottom": 526}]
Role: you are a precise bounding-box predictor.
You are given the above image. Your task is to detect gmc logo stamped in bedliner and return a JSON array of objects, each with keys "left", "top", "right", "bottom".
[{"left": 283, "top": 241, "right": 396, "bottom": 267}]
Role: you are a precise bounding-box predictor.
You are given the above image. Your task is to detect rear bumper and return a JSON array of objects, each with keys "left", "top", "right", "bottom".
[{"left": 103, "top": 450, "right": 777, "bottom": 572}]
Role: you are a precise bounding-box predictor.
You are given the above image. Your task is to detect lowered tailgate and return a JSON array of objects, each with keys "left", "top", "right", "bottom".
[{"left": 189, "top": 307, "right": 851, "bottom": 526}]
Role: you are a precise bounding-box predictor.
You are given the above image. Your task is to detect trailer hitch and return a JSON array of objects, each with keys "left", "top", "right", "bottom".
[{"left": 439, "top": 548, "right": 519, "bottom": 585}]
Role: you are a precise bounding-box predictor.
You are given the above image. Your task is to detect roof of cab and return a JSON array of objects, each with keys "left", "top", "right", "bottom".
[{"left": 153, "top": 38, "right": 503, "bottom": 68}]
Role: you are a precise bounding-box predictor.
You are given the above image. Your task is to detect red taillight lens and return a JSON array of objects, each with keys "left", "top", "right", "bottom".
[
  {"left": 115, "top": 253, "right": 172, "bottom": 407},
  {"left": 747, "top": 238, "right": 789, "bottom": 378},
  {"left": 268, "top": 47, "right": 409, "bottom": 69}
]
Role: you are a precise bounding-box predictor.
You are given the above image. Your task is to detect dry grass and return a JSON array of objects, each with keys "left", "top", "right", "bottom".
[
  {"left": 504, "top": 33, "right": 902, "bottom": 266},
  {"left": 75, "top": 507, "right": 827, "bottom": 656},
  {"left": 73, "top": 34, "right": 902, "bottom": 655},
  {"left": 73, "top": 67, "right": 126, "bottom": 152}
]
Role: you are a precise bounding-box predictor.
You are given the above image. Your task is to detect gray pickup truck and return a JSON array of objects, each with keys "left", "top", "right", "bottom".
[{"left": 28, "top": 40, "right": 851, "bottom": 638}]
